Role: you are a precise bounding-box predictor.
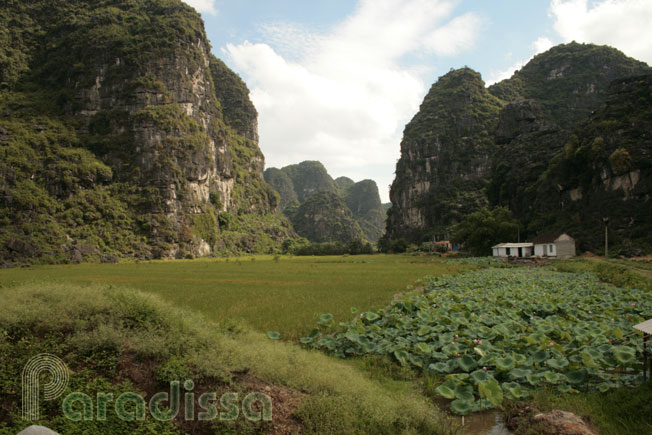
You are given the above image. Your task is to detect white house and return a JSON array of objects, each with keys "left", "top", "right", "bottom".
[
  {"left": 492, "top": 243, "right": 534, "bottom": 258},
  {"left": 533, "top": 233, "right": 576, "bottom": 258}
]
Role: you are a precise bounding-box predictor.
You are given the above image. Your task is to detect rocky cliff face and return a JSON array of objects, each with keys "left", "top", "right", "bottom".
[
  {"left": 343, "top": 180, "right": 386, "bottom": 243},
  {"left": 0, "top": 0, "right": 292, "bottom": 264},
  {"left": 387, "top": 42, "right": 651, "bottom": 252},
  {"left": 488, "top": 42, "right": 651, "bottom": 223},
  {"left": 533, "top": 74, "right": 652, "bottom": 252},
  {"left": 387, "top": 68, "right": 503, "bottom": 241},
  {"left": 265, "top": 161, "right": 385, "bottom": 243},
  {"left": 285, "top": 191, "right": 365, "bottom": 244}
]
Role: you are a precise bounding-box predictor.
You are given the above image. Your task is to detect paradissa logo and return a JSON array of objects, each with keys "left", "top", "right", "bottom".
[{"left": 23, "top": 354, "right": 272, "bottom": 422}]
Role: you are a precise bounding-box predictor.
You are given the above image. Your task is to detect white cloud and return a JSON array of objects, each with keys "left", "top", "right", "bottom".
[
  {"left": 182, "top": 0, "right": 217, "bottom": 15},
  {"left": 550, "top": 0, "right": 652, "bottom": 65},
  {"left": 487, "top": 36, "right": 555, "bottom": 85},
  {"left": 424, "top": 13, "right": 483, "bottom": 56},
  {"left": 533, "top": 36, "right": 554, "bottom": 54},
  {"left": 224, "top": 0, "right": 482, "bottom": 201}
]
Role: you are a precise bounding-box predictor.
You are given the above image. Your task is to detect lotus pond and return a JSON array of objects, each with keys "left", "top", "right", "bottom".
[{"left": 305, "top": 268, "right": 652, "bottom": 415}]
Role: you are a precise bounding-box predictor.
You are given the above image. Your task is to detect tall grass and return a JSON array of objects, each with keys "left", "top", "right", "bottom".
[{"left": 0, "top": 282, "right": 458, "bottom": 434}]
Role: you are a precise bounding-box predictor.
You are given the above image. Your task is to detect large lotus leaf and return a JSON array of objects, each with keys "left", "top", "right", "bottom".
[
  {"left": 581, "top": 352, "right": 600, "bottom": 369},
  {"left": 493, "top": 325, "right": 511, "bottom": 337},
  {"left": 435, "top": 384, "right": 456, "bottom": 399},
  {"left": 598, "top": 383, "right": 611, "bottom": 393},
  {"left": 470, "top": 369, "right": 489, "bottom": 384},
  {"left": 512, "top": 353, "right": 527, "bottom": 365},
  {"left": 447, "top": 359, "right": 459, "bottom": 372},
  {"left": 458, "top": 355, "right": 477, "bottom": 372},
  {"left": 478, "top": 378, "right": 503, "bottom": 407},
  {"left": 502, "top": 382, "right": 527, "bottom": 399},
  {"left": 344, "top": 332, "right": 360, "bottom": 343},
  {"left": 532, "top": 350, "right": 549, "bottom": 364},
  {"left": 431, "top": 351, "right": 447, "bottom": 359},
  {"left": 455, "top": 384, "right": 475, "bottom": 402},
  {"left": 319, "top": 313, "right": 333, "bottom": 322},
  {"left": 417, "top": 325, "right": 431, "bottom": 336},
  {"left": 542, "top": 371, "right": 561, "bottom": 383},
  {"left": 537, "top": 324, "right": 554, "bottom": 334},
  {"left": 546, "top": 357, "right": 569, "bottom": 370},
  {"left": 363, "top": 311, "right": 380, "bottom": 321},
  {"left": 445, "top": 373, "right": 471, "bottom": 384},
  {"left": 416, "top": 342, "right": 431, "bottom": 353},
  {"left": 566, "top": 370, "right": 587, "bottom": 384},
  {"left": 495, "top": 356, "right": 515, "bottom": 372},
  {"left": 584, "top": 348, "right": 603, "bottom": 360},
  {"left": 478, "top": 353, "right": 496, "bottom": 366},
  {"left": 428, "top": 362, "right": 450, "bottom": 374},
  {"left": 393, "top": 350, "right": 409, "bottom": 366},
  {"left": 613, "top": 327, "right": 624, "bottom": 339},
  {"left": 450, "top": 399, "right": 474, "bottom": 415},
  {"left": 442, "top": 343, "right": 462, "bottom": 355},
  {"left": 508, "top": 368, "right": 530, "bottom": 380},
  {"left": 557, "top": 384, "right": 572, "bottom": 393},
  {"left": 568, "top": 354, "right": 583, "bottom": 363},
  {"left": 612, "top": 346, "right": 636, "bottom": 365},
  {"left": 408, "top": 354, "right": 423, "bottom": 368}
]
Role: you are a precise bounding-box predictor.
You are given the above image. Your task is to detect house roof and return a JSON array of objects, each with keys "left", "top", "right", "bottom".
[
  {"left": 533, "top": 233, "right": 567, "bottom": 244},
  {"left": 492, "top": 243, "right": 534, "bottom": 248},
  {"left": 634, "top": 319, "right": 652, "bottom": 335}
]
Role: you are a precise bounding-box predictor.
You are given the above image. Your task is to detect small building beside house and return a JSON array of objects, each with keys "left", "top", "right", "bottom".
[
  {"left": 492, "top": 243, "right": 534, "bottom": 258},
  {"left": 533, "top": 233, "right": 576, "bottom": 258}
]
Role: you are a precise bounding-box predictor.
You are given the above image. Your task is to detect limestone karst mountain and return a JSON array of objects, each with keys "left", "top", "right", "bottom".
[
  {"left": 386, "top": 42, "right": 652, "bottom": 253},
  {"left": 0, "top": 0, "right": 293, "bottom": 264},
  {"left": 265, "top": 161, "right": 385, "bottom": 243}
]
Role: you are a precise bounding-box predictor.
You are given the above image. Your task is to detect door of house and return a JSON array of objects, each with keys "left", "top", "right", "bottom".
[{"left": 543, "top": 244, "right": 548, "bottom": 256}]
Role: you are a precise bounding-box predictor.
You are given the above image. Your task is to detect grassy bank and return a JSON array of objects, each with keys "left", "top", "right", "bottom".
[{"left": 0, "top": 282, "right": 457, "bottom": 434}]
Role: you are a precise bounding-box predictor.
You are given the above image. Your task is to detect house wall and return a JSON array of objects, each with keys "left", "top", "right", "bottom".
[
  {"left": 555, "top": 236, "right": 576, "bottom": 258},
  {"left": 494, "top": 246, "right": 533, "bottom": 258},
  {"left": 534, "top": 243, "right": 556, "bottom": 257},
  {"left": 493, "top": 247, "right": 508, "bottom": 257}
]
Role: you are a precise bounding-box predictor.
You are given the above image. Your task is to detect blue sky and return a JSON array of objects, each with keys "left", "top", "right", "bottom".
[{"left": 184, "top": 0, "right": 652, "bottom": 201}]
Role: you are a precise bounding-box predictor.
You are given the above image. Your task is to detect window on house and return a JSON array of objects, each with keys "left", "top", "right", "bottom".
[{"left": 549, "top": 244, "right": 554, "bottom": 251}]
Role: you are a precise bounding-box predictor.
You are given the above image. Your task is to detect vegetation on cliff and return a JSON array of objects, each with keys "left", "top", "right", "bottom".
[
  {"left": 0, "top": 0, "right": 292, "bottom": 265},
  {"left": 265, "top": 161, "right": 386, "bottom": 243},
  {"left": 387, "top": 67, "right": 504, "bottom": 242},
  {"left": 387, "top": 42, "right": 651, "bottom": 254},
  {"left": 284, "top": 191, "right": 365, "bottom": 244}
]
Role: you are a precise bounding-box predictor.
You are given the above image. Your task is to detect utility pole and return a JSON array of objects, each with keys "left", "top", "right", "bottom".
[{"left": 603, "top": 217, "right": 609, "bottom": 258}]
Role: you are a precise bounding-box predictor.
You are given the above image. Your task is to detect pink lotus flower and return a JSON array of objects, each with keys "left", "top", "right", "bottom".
[{"left": 483, "top": 367, "right": 488, "bottom": 371}]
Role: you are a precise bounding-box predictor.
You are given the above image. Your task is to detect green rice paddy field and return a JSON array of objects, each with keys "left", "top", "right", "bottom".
[{"left": 0, "top": 254, "right": 467, "bottom": 341}]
